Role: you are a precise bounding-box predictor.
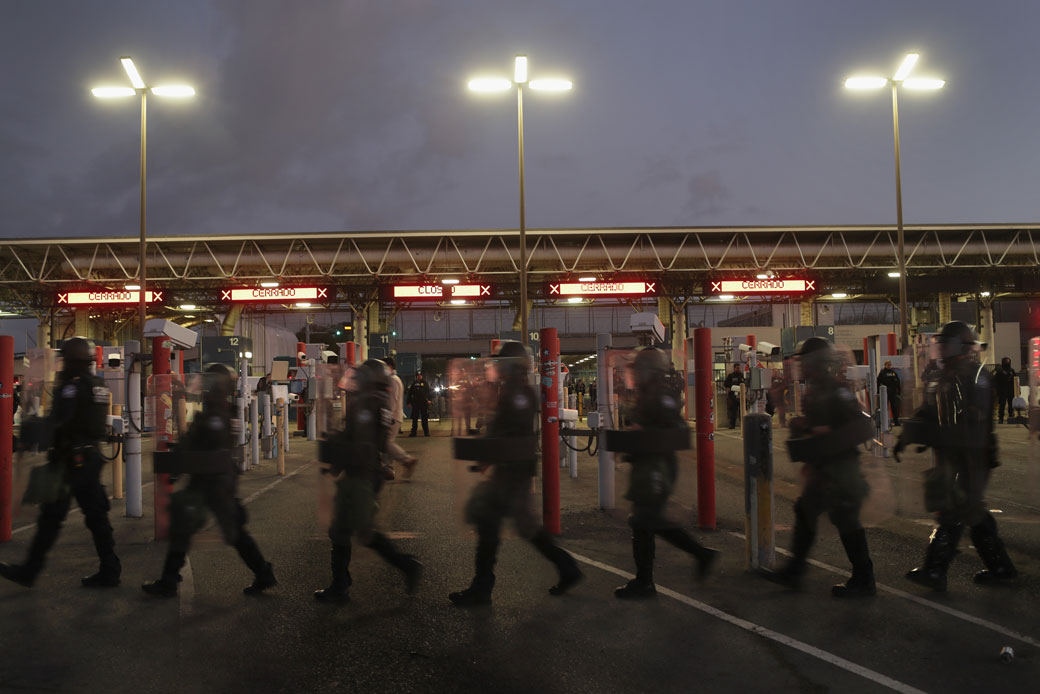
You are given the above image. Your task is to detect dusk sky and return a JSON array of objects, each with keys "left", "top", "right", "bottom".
[{"left": 2, "top": 0, "right": 1039, "bottom": 240}]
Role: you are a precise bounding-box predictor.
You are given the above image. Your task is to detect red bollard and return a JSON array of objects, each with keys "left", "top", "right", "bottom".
[
  {"left": 95, "top": 345, "right": 104, "bottom": 370},
  {"left": 683, "top": 337, "right": 690, "bottom": 420},
  {"left": 885, "top": 332, "right": 897, "bottom": 356},
  {"left": 1, "top": 336, "right": 13, "bottom": 542},
  {"left": 694, "top": 327, "right": 716, "bottom": 530},
  {"left": 346, "top": 342, "right": 356, "bottom": 366},
  {"left": 540, "top": 328, "right": 561, "bottom": 534},
  {"left": 152, "top": 336, "right": 173, "bottom": 541}
]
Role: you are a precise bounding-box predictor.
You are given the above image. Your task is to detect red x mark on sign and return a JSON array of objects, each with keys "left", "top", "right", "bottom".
[
  {"left": 645, "top": 282, "right": 656, "bottom": 294},
  {"left": 805, "top": 280, "right": 815, "bottom": 291},
  {"left": 221, "top": 289, "right": 231, "bottom": 301},
  {"left": 549, "top": 284, "right": 560, "bottom": 295},
  {"left": 152, "top": 291, "right": 163, "bottom": 302},
  {"left": 481, "top": 285, "right": 491, "bottom": 296},
  {"left": 710, "top": 281, "right": 721, "bottom": 292},
  {"left": 317, "top": 288, "right": 328, "bottom": 298},
  {"left": 58, "top": 293, "right": 68, "bottom": 304}
]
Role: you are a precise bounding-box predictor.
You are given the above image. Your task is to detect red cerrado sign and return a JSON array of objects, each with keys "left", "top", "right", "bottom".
[
  {"left": 57, "top": 290, "right": 163, "bottom": 306},
  {"left": 221, "top": 287, "right": 330, "bottom": 302},
  {"left": 547, "top": 280, "right": 657, "bottom": 297},
  {"left": 708, "top": 279, "right": 815, "bottom": 294}
]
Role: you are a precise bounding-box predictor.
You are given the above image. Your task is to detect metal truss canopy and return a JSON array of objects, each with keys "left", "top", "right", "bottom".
[{"left": 2, "top": 225, "right": 1039, "bottom": 291}]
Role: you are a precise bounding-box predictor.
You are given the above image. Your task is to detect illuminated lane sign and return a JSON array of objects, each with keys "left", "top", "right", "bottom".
[
  {"left": 390, "top": 284, "right": 492, "bottom": 300},
  {"left": 708, "top": 279, "right": 815, "bottom": 294},
  {"left": 548, "top": 281, "right": 657, "bottom": 297},
  {"left": 57, "top": 290, "right": 163, "bottom": 306},
  {"left": 221, "top": 287, "right": 330, "bottom": 302}
]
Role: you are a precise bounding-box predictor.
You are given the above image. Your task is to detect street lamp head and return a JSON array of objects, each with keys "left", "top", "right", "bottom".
[
  {"left": 892, "top": 53, "right": 919, "bottom": 82},
  {"left": 92, "top": 86, "right": 137, "bottom": 98},
  {"left": 844, "top": 76, "right": 888, "bottom": 90},
  {"left": 514, "top": 55, "right": 528, "bottom": 83},
  {"left": 468, "top": 77, "right": 512, "bottom": 92},
  {"left": 902, "top": 78, "right": 945, "bottom": 90},
  {"left": 529, "top": 78, "right": 573, "bottom": 92},
  {"left": 120, "top": 57, "right": 145, "bottom": 89},
  {"left": 151, "top": 85, "right": 196, "bottom": 97}
]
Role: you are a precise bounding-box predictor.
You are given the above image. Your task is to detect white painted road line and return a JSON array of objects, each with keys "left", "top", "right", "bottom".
[
  {"left": 569, "top": 550, "right": 929, "bottom": 694},
  {"left": 726, "top": 530, "right": 1040, "bottom": 649}
]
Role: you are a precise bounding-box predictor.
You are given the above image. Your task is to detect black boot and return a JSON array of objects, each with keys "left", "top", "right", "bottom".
[
  {"left": 450, "top": 526, "right": 497, "bottom": 606},
  {"left": 82, "top": 552, "right": 121, "bottom": 588},
  {"left": 236, "top": 535, "right": 277, "bottom": 595},
  {"left": 0, "top": 562, "right": 38, "bottom": 588},
  {"left": 529, "top": 529, "right": 584, "bottom": 596},
  {"left": 656, "top": 527, "right": 720, "bottom": 582},
  {"left": 832, "top": 529, "right": 877, "bottom": 598},
  {"left": 906, "top": 524, "right": 961, "bottom": 592},
  {"left": 760, "top": 519, "right": 814, "bottom": 590},
  {"left": 367, "top": 532, "right": 423, "bottom": 594},
  {"left": 82, "top": 508, "right": 121, "bottom": 588},
  {"left": 314, "top": 544, "right": 352, "bottom": 602},
  {"left": 971, "top": 515, "right": 1017, "bottom": 585},
  {"left": 616, "top": 529, "right": 656, "bottom": 599},
  {"left": 142, "top": 551, "right": 186, "bottom": 598}
]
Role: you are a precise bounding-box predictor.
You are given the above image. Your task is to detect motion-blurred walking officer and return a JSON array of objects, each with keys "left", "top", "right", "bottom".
[
  {"left": 0, "top": 337, "right": 121, "bottom": 589},
  {"left": 993, "top": 357, "right": 1016, "bottom": 424},
  {"left": 762, "top": 337, "right": 877, "bottom": 597},
  {"left": 408, "top": 371, "right": 431, "bottom": 437},
  {"left": 314, "top": 359, "right": 422, "bottom": 602},
  {"left": 449, "top": 341, "right": 583, "bottom": 606},
  {"left": 613, "top": 347, "right": 718, "bottom": 599},
  {"left": 724, "top": 366, "right": 744, "bottom": 429},
  {"left": 877, "top": 360, "right": 902, "bottom": 426},
  {"left": 897, "top": 321, "right": 1017, "bottom": 591},
  {"left": 142, "top": 364, "right": 277, "bottom": 597}
]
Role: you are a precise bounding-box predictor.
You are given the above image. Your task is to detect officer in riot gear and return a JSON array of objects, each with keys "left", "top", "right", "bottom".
[
  {"left": 897, "top": 321, "right": 1016, "bottom": 590},
  {"left": 724, "top": 366, "right": 744, "bottom": 429},
  {"left": 762, "top": 337, "right": 877, "bottom": 597},
  {"left": 449, "top": 341, "right": 583, "bottom": 606},
  {"left": 1, "top": 337, "right": 122, "bottom": 588},
  {"left": 142, "top": 363, "right": 277, "bottom": 597},
  {"left": 315, "top": 358, "right": 423, "bottom": 602},
  {"left": 610, "top": 348, "right": 718, "bottom": 599}
]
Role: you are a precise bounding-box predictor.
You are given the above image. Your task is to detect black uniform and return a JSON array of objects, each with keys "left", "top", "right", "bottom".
[
  {"left": 315, "top": 360, "right": 421, "bottom": 602},
  {"left": 993, "top": 358, "right": 1016, "bottom": 424},
  {"left": 449, "top": 346, "right": 582, "bottom": 606},
  {"left": 877, "top": 366, "right": 902, "bottom": 425},
  {"left": 1, "top": 356, "right": 121, "bottom": 588},
  {"left": 762, "top": 339, "right": 876, "bottom": 597},
  {"left": 142, "top": 372, "right": 276, "bottom": 597},
  {"left": 899, "top": 323, "right": 1016, "bottom": 591},
  {"left": 408, "top": 376, "right": 431, "bottom": 436},
  {"left": 724, "top": 369, "right": 744, "bottom": 428},
  {"left": 614, "top": 349, "right": 718, "bottom": 599}
]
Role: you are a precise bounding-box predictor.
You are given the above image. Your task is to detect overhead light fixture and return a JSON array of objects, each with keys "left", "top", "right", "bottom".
[
  {"left": 980, "top": 291, "right": 991, "bottom": 297},
  {"left": 567, "top": 297, "right": 583, "bottom": 303},
  {"left": 120, "top": 57, "right": 145, "bottom": 89},
  {"left": 150, "top": 85, "right": 195, "bottom": 97},
  {"left": 296, "top": 302, "right": 312, "bottom": 308},
  {"left": 718, "top": 295, "right": 735, "bottom": 301},
  {"left": 468, "top": 77, "right": 512, "bottom": 92},
  {"left": 183, "top": 315, "right": 195, "bottom": 319},
  {"left": 756, "top": 273, "right": 769, "bottom": 280},
  {"left": 578, "top": 276, "right": 597, "bottom": 282},
  {"left": 450, "top": 299, "right": 466, "bottom": 305},
  {"left": 887, "top": 272, "right": 900, "bottom": 278},
  {"left": 260, "top": 281, "right": 279, "bottom": 288},
  {"left": 204, "top": 319, "right": 215, "bottom": 323},
  {"left": 91, "top": 86, "right": 136, "bottom": 98},
  {"left": 125, "top": 283, "right": 141, "bottom": 290},
  {"left": 178, "top": 304, "right": 196, "bottom": 310},
  {"left": 442, "top": 278, "right": 460, "bottom": 285},
  {"left": 831, "top": 293, "right": 849, "bottom": 299},
  {"left": 244, "top": 351, "right": 253, "bottom": 359}
]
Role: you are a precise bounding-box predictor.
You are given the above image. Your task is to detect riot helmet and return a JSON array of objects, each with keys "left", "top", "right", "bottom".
[
  {"left": 795, "top": 336, "right": 841, "bottom": 384},
  {"left": 936, "top": 321, "right": 976, "bottom": 361},
  {"left": 495, "top": 340, "right": 532, "bottom": 382},
  {"left": 359, "top": 358, "right": 391, "bottom": 391},
  {"left": 629, "top": 346, "right": 668, "bottom": 390},
  {"left": 1001, "top": 357, "right": 1012, "bottom": 369},
  {"left": 60, "top": 336, "right": 95, "bottom": 376},
  {"left": 202, "top": 362, "right": 236, "bottom": 411}
]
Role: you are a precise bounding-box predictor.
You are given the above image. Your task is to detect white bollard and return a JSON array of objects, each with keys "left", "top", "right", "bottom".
[
  {"left": 249, "top": 396, "right": 259, "bottom": 468},
  {"left": 597, "top": 333, "right": 615, "bottom": 509}
]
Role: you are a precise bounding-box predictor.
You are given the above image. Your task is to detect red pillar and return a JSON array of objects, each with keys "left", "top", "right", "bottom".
[
  {"left": 177, "top": 350, "right": 184, "bottom": 376},
  {"left": 863, "top": 337, "right": 870, "bottom": 365},
  {"left": 0, "top": 336, "right": 13, "bottom": 542},
  {"left": 297, "top": 342, "right": 307, "bottom": 431},
  {"left": 540, "top": 328, "right": 561, "bottom": 534},
  {"left": 694, "top": 327, "right": 716, "bottom": 530},
  {"left": 683, "top": 337, "right": 690, "bottom": 420},
  {"left": 885, "top": 332, "right": 897, "bottom": 356},
  {"left": 152, "top": 336, "right": 173, "bottom": 541},
  {"left": 95, "top": 345, "right": 104, "bottom": 370},
  {"left": 346, "top": 342, "right": 357, "bottom": 366}
]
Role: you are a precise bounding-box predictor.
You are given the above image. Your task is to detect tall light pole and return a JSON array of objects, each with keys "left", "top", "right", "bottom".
[
  {"left": 92, "top": 57, "right": 195, "bottom": 350},
  {"left": 468, "top": 56, "right": 572, "bottom": 345},
  {"left": 845, "top": 53, "right": 944, "bottom": 351}
]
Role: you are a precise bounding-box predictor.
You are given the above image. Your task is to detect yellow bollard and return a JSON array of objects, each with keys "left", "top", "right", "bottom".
[{"left": 276, "top": 398, "right": 286, "bottom": 476}]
